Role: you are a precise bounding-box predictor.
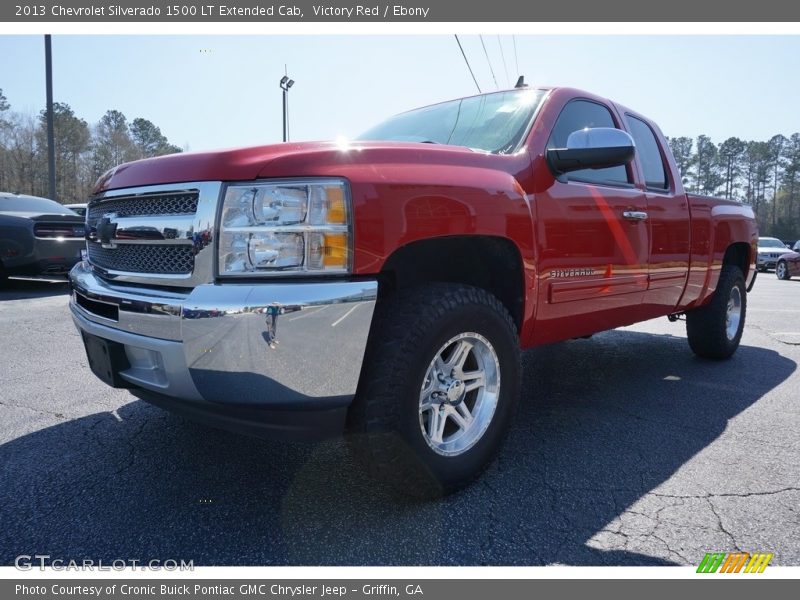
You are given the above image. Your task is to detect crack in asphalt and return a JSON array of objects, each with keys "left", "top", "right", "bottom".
[
  {"left": 651, "top": 487, "right": 800, "bottom": 500},
  {"left": 705, "top": 497, "right": 742, "bottom": 553},
  {"left": 28, "top": 413, "right": 153, "bottom": 525},
  {"left": 0, "top": 399, "right": 67, "bottom": 420},
  {"left": 599, "top": 486, "right": 800, "bottom": 563},
  {"left": 649, "top": 530, "right": 691, "bottom": 564},
  {"left": 601, "top": 486, "right": 799, "bottom": 561},
  {"left": 593, "top": 507, "right": 691, "bottom": 564},
  {"left": 749, "top": 323, "right": 800, "bottom": 347}
]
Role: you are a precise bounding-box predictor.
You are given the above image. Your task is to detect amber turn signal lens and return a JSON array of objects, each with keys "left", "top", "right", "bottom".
[
  {"left": 323, "top": 233, "right": 348, "bottom": 268},
  {"left": 325, "top": 186, "right": 347, "bottom": 224}
]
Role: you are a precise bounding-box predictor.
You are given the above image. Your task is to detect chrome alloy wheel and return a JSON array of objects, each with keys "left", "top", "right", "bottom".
[
  {"left": 418, "top": 332, "right": 500, "bottom": 457},
  {"left": 725, "top": 285, "right": 743, "bottom": 341},
  {"left": 777, "top": 262, "right": 788, "bottom": 279}
]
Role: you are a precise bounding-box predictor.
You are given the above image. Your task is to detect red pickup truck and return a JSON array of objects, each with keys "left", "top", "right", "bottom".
[{"left": 69, "top": 86, "right": 757, "bottom": 497}]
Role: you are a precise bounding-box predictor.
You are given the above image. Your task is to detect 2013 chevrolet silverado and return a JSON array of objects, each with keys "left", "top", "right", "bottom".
[{"left": 69, "top": 86, "right": 758, "bottom": 497}]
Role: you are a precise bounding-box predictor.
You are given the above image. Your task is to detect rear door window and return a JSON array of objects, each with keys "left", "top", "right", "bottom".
[{"left": 626, "top": 116, "right": 669, "bottom": 191}]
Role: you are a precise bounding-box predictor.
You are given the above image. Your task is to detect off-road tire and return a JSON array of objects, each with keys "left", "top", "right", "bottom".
[
  {"left": 347, "top": 283, "right": 520, "bottom": 499},
  {"left": 686, "top": 264, "right": 746, "bottom": 359}
]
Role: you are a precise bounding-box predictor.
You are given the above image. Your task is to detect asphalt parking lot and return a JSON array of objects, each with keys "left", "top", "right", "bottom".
[{"left": 1, "top": 273, "right": 798, "bottom": 566}]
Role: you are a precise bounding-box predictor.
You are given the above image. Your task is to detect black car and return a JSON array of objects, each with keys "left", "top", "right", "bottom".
[{"left": 0, "top": 193, "right": 86, "bottom": 284}]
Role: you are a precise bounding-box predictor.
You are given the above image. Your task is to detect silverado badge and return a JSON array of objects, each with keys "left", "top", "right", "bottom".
[{"left": 550, "top": 268, "right": 597, "bottom": 278}]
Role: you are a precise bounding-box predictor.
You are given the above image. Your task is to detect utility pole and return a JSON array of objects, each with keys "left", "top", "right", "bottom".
[{"left": 45, "top": 35, "right": 57, "bottom": 201}]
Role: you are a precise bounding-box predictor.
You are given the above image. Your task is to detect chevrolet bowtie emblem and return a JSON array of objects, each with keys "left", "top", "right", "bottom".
[{"left": 94, "top": 216, "right": 118, "bottom": 247}]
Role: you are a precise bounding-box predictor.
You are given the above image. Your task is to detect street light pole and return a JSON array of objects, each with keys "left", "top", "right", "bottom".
[
  {"left": 44, "top": 35, "right": 57, "bottom": 201},
  {"left": 279, "top": 75, "right": 295, "bottom": 142}
]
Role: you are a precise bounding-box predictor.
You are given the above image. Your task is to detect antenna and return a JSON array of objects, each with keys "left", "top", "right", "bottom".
[{"left": 515, "top": 76, "right": 527, "bottom": 88}]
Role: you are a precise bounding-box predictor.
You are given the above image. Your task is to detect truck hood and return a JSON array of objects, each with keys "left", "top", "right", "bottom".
[{"left": 92, "top": 141, "right": 495, "bottom": 193}]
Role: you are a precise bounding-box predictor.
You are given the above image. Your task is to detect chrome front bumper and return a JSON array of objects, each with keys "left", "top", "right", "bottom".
[{"left": 69, "top": 262, "right": 378, "bottom": 414}]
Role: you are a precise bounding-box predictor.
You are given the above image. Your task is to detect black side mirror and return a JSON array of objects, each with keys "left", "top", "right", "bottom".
[{"left": 547, "top": 127, "right": 635, "bottom": 178}]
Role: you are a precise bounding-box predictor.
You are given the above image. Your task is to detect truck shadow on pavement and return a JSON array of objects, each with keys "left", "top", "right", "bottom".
[
  {"left": 0, "top": 330, "right": 794, "bottom": 566},
  {"left": 0, "top": 277, "right": 71, "bottom": 301}
]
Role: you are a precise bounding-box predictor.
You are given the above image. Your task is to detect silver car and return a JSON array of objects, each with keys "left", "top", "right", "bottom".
[
  {"left": 757, "top": 236, "right": 790, "bottom": 271},
  {"left": 65, "top": 203, "right": 87, "bottom": 217}
]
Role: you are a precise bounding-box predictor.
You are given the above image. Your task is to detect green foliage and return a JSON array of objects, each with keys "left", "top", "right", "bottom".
[
  {"left": 694, "top": 135, "right": 724, "bottom": 195},
  {"left": 718, "top": 137, "right": 745, "bottom": 199},
  {"left": 667, "top": 136, "right": 694, "bottom": 185},
  {"left": 130, "top": 117, "right": 179, "bottom": 158},
  {"left": 0, "top": 100, "right": 182, "bottom": 203},
  {"left": 669, "top": 132, "right": 800, "bottom": 237},
  {"left": 35, "top": 102, "right": 91, "bottom": 203}
]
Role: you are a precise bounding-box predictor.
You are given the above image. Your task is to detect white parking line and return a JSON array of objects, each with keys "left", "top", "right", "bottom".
[
  {"left": 773, "top": 332, "right": 800, "bottom": 335},
  {"left": 287, "top": 305, "right": 328, "bottom": 321},
  {"left": 331, "top": 304, "right": 360, "bottom": 327}
]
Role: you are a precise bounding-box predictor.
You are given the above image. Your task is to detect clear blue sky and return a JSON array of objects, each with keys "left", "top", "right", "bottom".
[{"left": 1, "top": 35, "right": 798, "bottom": 150}]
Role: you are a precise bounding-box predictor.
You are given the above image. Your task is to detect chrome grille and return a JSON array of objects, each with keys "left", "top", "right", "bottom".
[
  {"left": 85, "top": 182, "right": 220, "bottom": 288},
  {"left": 88, "top": 191, "right": 198, "bottom": 220},
  {"left": 88, "top": 244, "right": 195, "bottom": 275}
]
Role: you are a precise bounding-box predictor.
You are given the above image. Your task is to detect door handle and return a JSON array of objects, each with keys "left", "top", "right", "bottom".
[{"left": 622, "top": 211, "right": 648, "bottom": 221}]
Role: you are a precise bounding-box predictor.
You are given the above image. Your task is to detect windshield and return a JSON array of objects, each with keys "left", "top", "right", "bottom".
[
  {"left": 0, "top": 196, "right": 76, "bottom": 215},
  {"left": 759, "top": 238, "right": 786, "bottom": 248},
  {"left": 357, "top": 89, "right": 548, "bottom": 154}
]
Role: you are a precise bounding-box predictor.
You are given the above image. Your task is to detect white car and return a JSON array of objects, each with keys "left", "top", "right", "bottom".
[
  {"left": 756, "top": 236, "right": 790, "bottom": 271},
  {"left": 65, "top": 203, "right": 87, "bottom": 217}
]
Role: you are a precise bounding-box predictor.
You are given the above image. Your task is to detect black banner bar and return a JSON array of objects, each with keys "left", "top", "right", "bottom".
[
  {"left": 4, "top": 579, "right": 798, "bottom": 600},
  {"left": 3, "top": 0, "right": 800, "bottom": 22}
]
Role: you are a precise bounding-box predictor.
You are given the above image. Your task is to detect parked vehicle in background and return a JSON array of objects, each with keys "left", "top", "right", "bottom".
[
  {"left": 756, "top": 237, "right": 790, "bottom": 271},
  {"left": 65, "top": 203, "right": 88, "bottom": 217},
  {"left": 776, "top": 246, "right": 800, "bottom": 280},
  {"left": 1, "top": 193, "right": 86, "bottom": 285},
  {"left": 69, "top": 86, "right": 758, "bottom": 497}
]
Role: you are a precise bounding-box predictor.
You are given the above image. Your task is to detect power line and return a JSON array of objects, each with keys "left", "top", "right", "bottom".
[
  {"left": 479, "top": 35, "right": 499, "bottom": 90},
  {"left": 454, "top": 35, "right": 481, "bottom": 93},
  {"left": 497, "top": 35, "right": 510, "bottom": 88},
  {"left": 512, "top": 35, "right": 519, "bottom": 77}
]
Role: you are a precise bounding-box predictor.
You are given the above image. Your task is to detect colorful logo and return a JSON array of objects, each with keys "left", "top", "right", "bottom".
[{"left": 697, "top": 552, "right": 773, "bottom": 573}]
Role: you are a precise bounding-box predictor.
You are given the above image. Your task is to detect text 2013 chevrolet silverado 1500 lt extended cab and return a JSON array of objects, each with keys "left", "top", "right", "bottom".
[{"left": 69, "top": 86, "right": 758, "bottom": 497}]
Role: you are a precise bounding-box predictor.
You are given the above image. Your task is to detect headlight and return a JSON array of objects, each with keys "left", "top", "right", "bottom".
[{"left": 218, "top": 179, "right": 351, "bottom": 276}]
